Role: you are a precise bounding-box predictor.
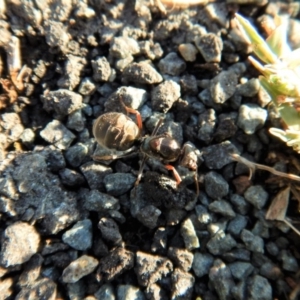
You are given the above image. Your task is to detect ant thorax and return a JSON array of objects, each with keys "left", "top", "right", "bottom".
[{"left": 140, "top": 135, "right": 181, "bottom": 163}]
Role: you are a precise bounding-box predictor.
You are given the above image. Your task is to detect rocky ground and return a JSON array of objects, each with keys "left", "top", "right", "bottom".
[{"left": 1, "top": 0, "right": 300, "bottom": 299}]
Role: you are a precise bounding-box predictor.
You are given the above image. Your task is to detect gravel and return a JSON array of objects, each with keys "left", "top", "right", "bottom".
[{"left": 0, "top": 1, "right": 299, "bottom": 299}]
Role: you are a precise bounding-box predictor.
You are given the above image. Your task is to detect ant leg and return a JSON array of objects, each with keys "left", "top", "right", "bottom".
[
  {"left": 164, "top": 165, "right": 182, "bottom": 185},
  {"left": 124, "top": 106, "right": 143, "bottom": 130},
  {"left": 151, "top": 118, "right": 164, "bottom": 136},
  {"left": 194, "top": 168, "right": 199, "bottom": 197},
  {"left": 134, "top": 154, "right": 148, "bottom": 186},
  {"left": 92, "top": 147, "right": 137, "bottom": 161}
]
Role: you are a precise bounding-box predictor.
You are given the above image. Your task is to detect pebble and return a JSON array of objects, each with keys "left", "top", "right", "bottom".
[
  {"left": 136, "top": 204, "right": 162, "bottom": 229},
  {"left": 247, "top": 275, "right": 272, "bottom": 300},
  {"left": 236, "top": 78, "right": 260, "bottom": 97},
  {"left": 230, "top": 194, "right": 250, "bottom": 215},
  {"left": 197, "top": 108, "right": 216, "bottom": 143},
  {"left": 94, "top": 283, "right": 115, "bottom": 300},
  {"left": 244, "top": 185, "right": 269, "bottom": 209},
  {"left": 92, "top": 56, "right": 112, "bottom": 82},
  {"left": 44, "top": 20, "right": 69, "bottom": 50},
  {"left": 0, "top": 278, "right": 13, "bottom": 299},
  {"left": 266, "top": 241, "right": 279, "bottom": 256},
  {"left": 279, "top": 250, "right": 299, "bottom": 272},
  {"left": 206, "top": 231, "right": 237, "bottom": 255},
  {"left": 110, "top": 36, "right": 140, "bottom": 58},
  {"left": 195, "top": 205, "right": 212, "bottom": 226},
  {"left": 229, "top": 261, "right": 254, "bottom": 280},
  {"left": 167, "top": 247, "right": 193, "bottom": 272},
  {"left": 180, "top": 217, "right": 200, "bottom": 250},
  {"left": 98, "top": 217, "right": 122, "bottom": 245},
  {"left": 62, "top": 219, "right": 93, "bottom": 251},
  {"left": 204, "top": 171, "right": 229, "bottom": 199},
  {"left": 66, "top": 109, "right": 86, "bottom": 132},
  {"left": 209, "top": 200, "right": 236, "bottom": 218},
  {"left": 241, "top": 229, "right": 264, "bottom": 253},
  {"left": 83, "top": 189, "right": 119, "bottom": 212},
  {"left": 214, "top": 112, "right": 238, "bottom": 142},
  {"left": 122, "top": 62, "right": 163, "bottom": 84},
  {"left": 195, "top": 33, "right": 223, "bottom": 62},
  {"left": 151, "top": 80, "right": 180, "bottom": 113},
  {"left": 20, "top": 128, "right": 35, "bottom": 146},
  {"left": 227, "top": 214, "right": 248, "bottom": 236},
  {"left": 210, "top": 70, "right": 238, "bottom": 104},
  {"left": 237, "top": 104, "right": 268, "bottom": 134},
  {"left": 103, "top": 173, "right": 136, "bottom": 196},
  {"left": 192, "top": 252, "right": 214, "bottom": 278},
  {"left": 62, "top": 255, "right": 99, "bottom": 283},
  {"left": 0, "top": 113, "right": 24, "bottom": 145},
  {"left": 178, "top": 43, "right": 198, "bottom": 62},
  {"left": 260, "top": 262, "right": 282, "bottom": 280},
  {"left": 65, "top": 143, "right": 89, "bottom": 167},
  {"left": 0, "top": 222, "right": 40, "bottom": 267},
  {"left": 117, "top": 285, "right": 145, "bottom": 300},
  {"left": 40, "top": 120, "right": 76, "bottom": 150},
  {"left": 59, "top": 168, "right": 85, "bottom": 186},
  {"left": 158, "top": 52, "right": 186, "bottom": 75},
  {"left": 135, "top": 251, "right": 173, "bottom": 287},
  {"left": 41, "top": 89, "right": 83, "bottom": 117},
  {"left": 171, "top": 268, "right": 194, "bottom": 300}
]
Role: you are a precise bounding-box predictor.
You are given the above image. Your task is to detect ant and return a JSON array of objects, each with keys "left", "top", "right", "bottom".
[{"left": 92, "top": 99, "right": 200, "bottom": 195}]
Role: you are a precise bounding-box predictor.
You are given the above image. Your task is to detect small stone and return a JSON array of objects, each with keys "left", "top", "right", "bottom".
[
  {"left": 167, "top": 247, "right": 194, "bottom": 272},
  {"left": 210, "top": 70, "right": 238, "bottom": 103},
  {"left": 266, "top": 242, "right": 279, "bottom": 256},
  {"left": 214, "top": 112, "right": 238, "bottom": 142},
  {"left": 260, "top": 262, "right": 282, "bottom": 280},
  {"left": 135, "top": 251, "right": 173, "bottom": 287},
  {"left": 65, "top": 143, "right": 88, "bottom": 168},
  {"left": 209, "top": 200, "right": 236, "bottom": 218},
  {"left": 44, "top": 20, "right": 69, "bottom": 50},
  {"left": 62, "top": 255, "right": 99, "bottom": 283},
  {"left": 83, "top": 190, "right": 119, "bottom": 212},
  {"left": 98, "top": 217, "right": 122, "bottom": 245},
  {"left": 110, "top": 36, "right": 140, "bottom": 58},
  {"left": 195, "top": 33, "right": 223, "bottom": 62},
  {"left": 62, "top": 219, "right": 93, "bottom": 251},
  {"left": 241, "top": 229, "right": 264, "bottom": 253},
  {"left": 206, "top": 231, "right": 237, "bottom": 255},
  {"left": 20, "top": 128, "right": 35, "bottom": 146},
  {"left": 40, "top": 120, "right": 76, "bottom": 150},
  {"left": 0, "top": 222, "right": 40, "bottom": 267},
  {"left": 122, "top": 62, "right": 163, "bottom": 84},
  {"left": 178, "top": 43, "right": 198, "bottom": 62},
  {"left": 237, "top": 78, "right": 260, "bottom": 97},
  {"left": 227, "top": 215, "right": 248, "bottom": 236},
  {"left": 117, "top": 285, "right": 145, "bottom": 300},
  {"left": 59, "top": 168, "right": 85, "bottom": 186},
  {"left": 171, "top": 268, "right": 194, "bottom": 300},
  {"left": 0, "top": 278, "right": 13, "bottom": 299},
  {"left": 103, "top": 173, "right": 136, "bottom": 196},
  {"left": 41, "top": 89, "right": 83, "bottom": 117},
  {"left": 192, "top": 252, "right": 214, "bottom": 278},
  {"left": 197, "top": 108, "right": 216, "bottom": 143},
  {"left": 204, "top": 171, "right": 229, "bottom": 199},
  {"left": 92, "top": 56, "right": 112, "bottom": 82},
  {"left": 237, "top": 104, "right": 268, "bottom": 134},
  {"left": 94, "top": 283, "right": 115, "bottom": 300},
  {"left": 247, "top": 275, "right": 272, "bottom": 300},
  {"left": 136, "top": 205, "right": 162, "bottom": 229},
  {"left": 230, "top": 194, "right": 250, "bottom": 215},
  {"left": 195, "top": 205, "right": 212, "bottom": 225},
  {"left": 229, "top": 262, "right": 254, "bottom": 280},
  {"left": 0, "top": 113, "right": 24, "bottom": 145},
  {"left": 151, "top": 228, "right": 168, "bottom": 254},
  {"left": 151, "top": 80, "right": 180, "bottom": 113},
  {"left": 158, "top": 52, "right": 186, "bottom": 75},
  {"left": 180, "top": 218, "right": 200, "bottom": 250},
  {"left": 279, "top": 250, "right": 299, "bottom": 272},
  {"left": 244, "top": 185, "right": 268, "bottom": 209},
  {"left": 66, "top": 110, "right": 85, "bottom": 132}
]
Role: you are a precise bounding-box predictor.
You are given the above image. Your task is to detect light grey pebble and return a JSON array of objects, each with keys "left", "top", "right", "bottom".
[
  {"left": 59, "top": 168, "right": 85, "bottom": 186},
  {"left": 210, "top": 70, "right": 238, "bottom": 104},
  {"left": 244, "top": 185, "right": 268, "bottom": 209},
  {"left": 195, "top": 33, "right": 223, "bottom": 62},
  {"left": 202, "top": 141, "right": 239, "bottom": 169},
  {"left": 83, "top": 190, "right": 119, "bottom": 212},
  {"left": 40, "top": 120, "right": 76, "bottom": 150},
  {"left": 151, "top": 80, "right": 180, "bottom": 113},
  {"left": 103, "top": 173, "right": 136, "bottom": 196},
  {"left": 80, "top": 162, "right": 113, "bottom": 190},
  {"left": 65, "top": 143, "right": 88, "bottom": 167},
  {"left": 44, "top": 20, "right": 69, "bottom": 50},
  {"left": 208, "top": 221, "right": 228, "bottom": 236},
  {"left": 62, "top": 255, "right": 98, "bottom": 283},
  {"left": 0, "top": 113, "right": 24, "bottom": 145},
  {"left": 167, "top": 247, "right": 194, "bottom": 272},
  {"left": 110, "top": 36, "right": 140, "bottom": 58},
  {"left": 227, "top": 215, "right": 248, "bottom": 236},
  {"left": 236, "top": 78, "right": 260, "bottom": 97},
  {"left": 66, "top": 109, "right": 86, "bottom": 132},
  {"left": 158, "top": 52, "right": 186, "bottom": 75},
  {"left": 78, "top": 77, "right": 97, "bottom": 96},
  {"left": 41, "top": 89, "right": 83, "bottom": 117},
  {"left": 195, "top": 205, "right": 212, "bottom": 225},
  {"left": 260, "top": 262, "right": 282, "bottom": 280},
  {"left": 92, "top": 56, "right": 112, "bottom": 82},
  {"left": 117, "top": 285, "right": 145, "bottom": 300},
  {"left": 180, "top": 218, "right": 200, "bottom": 250},
  {"left": 104, "top": 86, "right": 147, "bottom": 112},
  {"left": 209, "top": 200, "right": 236, "bottom": 218},
  {"left": 0, "top": 222, "right": 40, "bottom": 267},
  {"left": 241, "top": 229, "right": 264, "bottom": 253},
  {"left": 197, "top": 108, "right": 216, "bottom": 143},
  {"left": 178, "top": 43, "right": 198, "bottom": 62},
  {"left": 122, "top": 62, "right": 163, "bottom": 84},
  {"left": 192, "top": 252, "right": 214, "bottom": 278},
  {"left": 94, "top": 283, "right": 115, "bottom": 300},
  {"left": 20, "top": 128, "right": 35, "bottom": 146},
  {"left": 237, "top": 104, "right": 268, "bottom": 134},
  {"left": 16, "top": 278, "right": 57, "bottom": 300},
  {"left": 279, "top": 250, "right": 299, "bottom": 272},
  {"left": 209, "top": 259, "right": 234, "bottom": 300},
  {"left": 229, "top": 262, "right": 254, "bottom": 280},
  {"left": 206, "top": 231, "right": 237, "bottom": 255},
  {"left": 204, "top": 171, "right": 229, "bottom": 199},
  {"left": 115, "top": 55, "right": 134, "bottom": 71},
  {"left": 247, "top": 275, "right": 272, "bottom": 300},
  {"left": 135, "top": 251, "right": 173, "bottom": 287},
  {"left": 171, "top": 268, "right": 194, "bottom": 300},
  {"left": 62, "top": 219, "right": 93, "bottom": 251},
  {"left": 98, "top": 217, "right": 122, "bottom": 245},
  {"left": 230, "top": 194, "right": 250, "bottom": 215}
]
